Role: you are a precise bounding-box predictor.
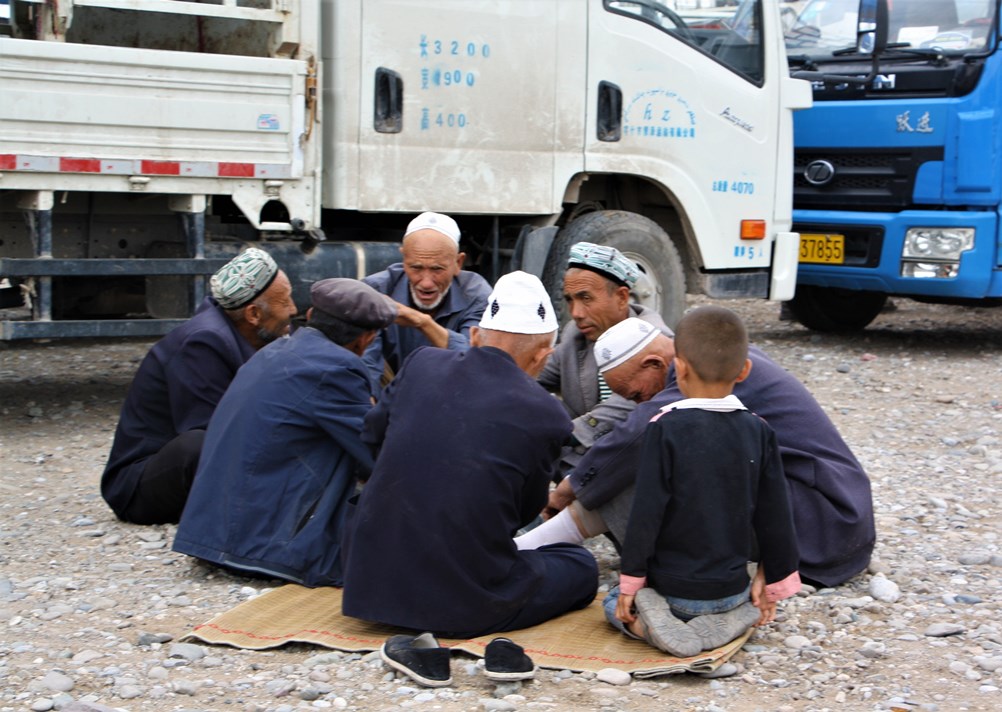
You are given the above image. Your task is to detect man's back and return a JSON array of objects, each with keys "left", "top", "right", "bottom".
[
  {"left": 342, "top": 346, "right": 572, "bottom": 634},
  {"left": 101, "top": 298, "right": 254, "bottom": 514}
]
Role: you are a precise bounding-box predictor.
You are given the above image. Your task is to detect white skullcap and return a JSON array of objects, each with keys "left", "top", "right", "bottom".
[
  {"left": 404, "top": 212, "right": 461, "bottom": 244},
  {"left": 479, "top": 271, "right": 558, "bottom": 335},
  {"left": 594, "top": 317, "right": 660, "bottom": 373}
]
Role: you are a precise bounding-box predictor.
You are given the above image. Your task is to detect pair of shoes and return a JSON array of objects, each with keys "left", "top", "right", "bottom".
[
  {"left": 634, "top": 588, "right": 702, "bottom": 658},
  {"left": 686, "top": 602, "right": 761, "bottom": 650},
  {"left": 484, "top": 637, "right": 536, "bottom": 681},
  {"left": 380, "top": 632, "right": 452, "bottom": 687}
]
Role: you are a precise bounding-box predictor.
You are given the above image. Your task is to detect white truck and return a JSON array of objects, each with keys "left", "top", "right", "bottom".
[{"left": 0, "top": 0, "right": 810, "bottom": 339}]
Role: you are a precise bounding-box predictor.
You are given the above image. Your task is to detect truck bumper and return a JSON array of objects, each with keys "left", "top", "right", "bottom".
[{"left": 793, "top": 208, "right": 1000, "bottom": 300}]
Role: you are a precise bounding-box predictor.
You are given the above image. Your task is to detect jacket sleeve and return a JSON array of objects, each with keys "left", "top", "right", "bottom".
[
  {"left": 619, "top": 421, "right": 672, "bottom": 579},
  {"left": 313, "top": 364, "right": 378, "bottom": 478},
  {"left": 167, "top": 329, "right": 243, "bottom": 434},
  {"left": 753, "top": 424, "right": 801, "bottom": 587}
]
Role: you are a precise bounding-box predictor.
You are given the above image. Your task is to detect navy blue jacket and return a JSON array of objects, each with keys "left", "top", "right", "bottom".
[
  {"left": 341, "top": 346, "right": 572, "bottom": 633},
  {"left": 361, "top": 263, "right": 491, "bottom": 391},
  {"left": 173, "top": 327, "right": 375, "bottom": 587},
  {"left": 101, "top": 298, "right": 256, "bottom": 517},
  {"left": 570, "top": 345, "right": 875, "bottom": 587},
  {"left": 622, "top": 408, "right": 799, "bottom": 600}
]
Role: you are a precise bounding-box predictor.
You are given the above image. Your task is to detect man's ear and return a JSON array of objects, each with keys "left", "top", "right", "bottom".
[
  {"left": 243, "top": 302, "right": 263, "bottom": 326},
  {"left": 614, "top": 285, "right": 631, "bottom": 308},
  {"left": 734, "top": 358, "right": 753, "bottom": 383},
  {"left": 469, "top": 325, "right": 482, "bottom": 347},
  {"left": 305, "top": 306, "right": 314, "bottom": 323},
  {"left": 456, "top": 251, "right": 467, "bottom": 269}
]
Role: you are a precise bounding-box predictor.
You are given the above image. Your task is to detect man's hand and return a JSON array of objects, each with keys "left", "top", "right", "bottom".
[
  {"left": 394, "top": 303, "right": 431, "bottom": 329},
  {"left": 750, "top": 565, "right": 776, "bottom": 625},
  {"left": 542, "top": 478, "right": 576, "bottom": 519},
  {"left": 615, "top": 593, "right": 637, "bottom": 624},
  {"left": 392, "top": 302, "right": 450, "bottom": 349}
]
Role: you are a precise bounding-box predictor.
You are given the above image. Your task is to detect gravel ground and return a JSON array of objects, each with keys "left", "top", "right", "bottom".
[{"left": 1, "top": 297, "right": 1001, "bottom": 712}]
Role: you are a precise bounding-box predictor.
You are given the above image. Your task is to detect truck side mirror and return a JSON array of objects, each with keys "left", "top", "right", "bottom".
[{"left": 857, "top": 0, "right": 889, "bottom": 55}]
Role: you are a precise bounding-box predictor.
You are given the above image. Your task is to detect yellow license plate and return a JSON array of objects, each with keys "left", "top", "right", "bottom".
[{"left": 799, "top": 233, "right": 845, "bottom": 264}]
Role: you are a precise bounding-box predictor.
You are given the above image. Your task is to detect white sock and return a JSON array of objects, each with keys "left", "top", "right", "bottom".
[{"left": 514, "top": 509, "right": 586, "bottom": 550}]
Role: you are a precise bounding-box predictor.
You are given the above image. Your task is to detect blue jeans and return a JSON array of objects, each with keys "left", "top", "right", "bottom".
[{"left": 603, "top": 584, "right": 751, "bottom": 635}]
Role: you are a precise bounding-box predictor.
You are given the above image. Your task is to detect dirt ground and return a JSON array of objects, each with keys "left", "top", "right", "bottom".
[{"left": 1, "top": 296, "right": 1000, "bottom": 712}]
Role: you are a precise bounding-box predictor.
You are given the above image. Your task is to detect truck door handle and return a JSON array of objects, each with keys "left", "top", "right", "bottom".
[
  {"left": 374, "top": 67, "right": 403, "bottom": 133},
  {"left": 597, "top": 81, "right": 622, "bottom": 142}
]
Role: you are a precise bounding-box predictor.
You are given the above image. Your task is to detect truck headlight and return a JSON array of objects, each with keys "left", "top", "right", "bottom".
[{"left": 900, "top": 228, "right": 974, "bottom": 279}]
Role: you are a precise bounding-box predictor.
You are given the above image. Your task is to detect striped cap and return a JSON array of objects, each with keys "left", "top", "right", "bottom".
[{"left": 210, "top": 248, "right": 279, "bottom": 310}]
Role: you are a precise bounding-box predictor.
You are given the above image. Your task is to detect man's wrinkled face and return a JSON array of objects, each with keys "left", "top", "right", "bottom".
[
  {"left": 562, "top": 268, "right": 630, "bottom": 342},
  {"left": 602, "top": 353, "right": 669, "bottom": 404},
  {"left": 401, "top": 230, "right": 463, "bottom": 312},
  {"left": 254, "top": 271, "right": 297, "bottom": 344}
]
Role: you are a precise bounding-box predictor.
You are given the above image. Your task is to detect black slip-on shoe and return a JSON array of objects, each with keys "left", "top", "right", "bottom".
[
  {"left": 484, "top": 637, "right": 537, "bottom": 681},
  {"left": 380, "top": 632, "right": 452, "bottom": 688}
]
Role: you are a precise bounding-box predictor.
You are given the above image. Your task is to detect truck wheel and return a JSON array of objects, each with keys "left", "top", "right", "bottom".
[
  {"left": 788, "top": 285, "right": 888, "bottom": 332},
  {"left": 542, "top": 210, "right": 687, "bottom": 329}
]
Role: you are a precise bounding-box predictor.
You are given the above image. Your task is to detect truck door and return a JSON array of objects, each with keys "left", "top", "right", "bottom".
[
  {"left": 584, "top": 0, "right": 786, "bottom": 273},
  {"left": 349, "top": 0, "right": 584, "bottom": 215}
]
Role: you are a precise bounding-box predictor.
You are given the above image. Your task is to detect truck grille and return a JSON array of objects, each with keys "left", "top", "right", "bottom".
[{"left": 793, "top": 147, "right": 944, "bottom": 212}]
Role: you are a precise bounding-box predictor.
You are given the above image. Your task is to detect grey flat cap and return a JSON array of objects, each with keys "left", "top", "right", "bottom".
[{"left": 310, "top": 278, "right": 397, "bottom": 329}]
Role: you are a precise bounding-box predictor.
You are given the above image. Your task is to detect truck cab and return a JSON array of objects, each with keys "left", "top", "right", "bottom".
[{"left": 785, "top": 0, "right": 1002, "bottom": 330}]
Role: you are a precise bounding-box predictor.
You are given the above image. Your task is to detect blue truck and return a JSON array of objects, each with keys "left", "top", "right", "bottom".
[{"left": 784, "top": 0, "right": 1002, "bottom": 330}]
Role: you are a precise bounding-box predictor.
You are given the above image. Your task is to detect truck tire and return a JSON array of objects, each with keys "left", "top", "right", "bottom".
[
  {"left": 788, "top": 285, "right": 888, "bottom": 332},
  {"left": 542, "top": 210, "right": 687, "bottom": 329}
]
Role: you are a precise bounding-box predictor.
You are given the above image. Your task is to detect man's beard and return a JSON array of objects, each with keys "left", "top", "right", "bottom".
[{"left": 410, "top": 283, "right": 451, "bottom": 312}]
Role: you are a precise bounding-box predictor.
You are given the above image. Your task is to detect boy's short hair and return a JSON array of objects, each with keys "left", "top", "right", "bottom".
[{"left": 673, "top": 305, "right": 748, "bottom": 383}]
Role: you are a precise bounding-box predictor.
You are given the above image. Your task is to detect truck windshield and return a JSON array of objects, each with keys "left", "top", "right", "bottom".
[
  {"left": 605, "top": 0, "right": 766, "bottom": 84},
  {"left": 785, "top": 0, "right": 999, "bottom": 60}
]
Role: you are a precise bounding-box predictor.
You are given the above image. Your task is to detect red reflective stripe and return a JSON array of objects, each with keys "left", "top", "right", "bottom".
[
  {"left": 141, "top": 160, "right": 181, "bottom": 175},
  {"left": 60, "top": 158, "right": 102, "bottom": 173},
  {"left": 218, "top": 162, "right": 255, "bottom": 177},
  {"left": 0, "top": 155, "right": 16, "bottom": 170}
]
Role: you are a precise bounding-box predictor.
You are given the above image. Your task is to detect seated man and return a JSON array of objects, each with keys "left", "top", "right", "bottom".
[
  {"left": 101, "top": 248, "right": 297, "bottom": 524},
  {"left": 537, "top": 242, "right": 671, "bottom": 477},
  {"left": 173, "top": 279, "right": 397, "bottom": 587},
  {"left": 361, "top": 211, "right": 492, "bottom": 391},
  {"left": 342, "top": 271, "right": 598, "bottom": 638},
  {"left": 518, "top": 317, "right": 876, "bottom": 588}
]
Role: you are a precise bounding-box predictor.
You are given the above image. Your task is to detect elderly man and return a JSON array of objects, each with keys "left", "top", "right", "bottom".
[
  {"left": 538, "top": 242, "right": 671, "bottom": 477},
  {"left": 101, "top": 248, "right": 297, "bottom": 525},
  {"left": 173, "top": 279, "right": 397, "bottom": 586},
  {"left": 361, "top": 211, "right": 492, "bottom": 391},
  {"left": 342, "top": 272, "right": 598, "bottom": 645},
  {"left": 519, "top": 317, "right": 876, "bottom": 588}
]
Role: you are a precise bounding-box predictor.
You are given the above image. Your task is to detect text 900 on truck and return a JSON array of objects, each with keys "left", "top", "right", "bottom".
[{"left": 0, "top": 0, "right": 811, "bottom": 339}]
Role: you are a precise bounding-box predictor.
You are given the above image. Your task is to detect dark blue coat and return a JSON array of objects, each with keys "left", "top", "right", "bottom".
[
  {"left": 570, "top": 345, "right": 875, "bottom": 587},
  {"left": 341, "top": 346, "right": 573, "bottom": 634},
  {"left": 361, "top": 263, "right": 491, "bottom": 391},
  {"left": 173, "top": 327, "right": 375, "bottom": 587},
  {"left": 102, "top": 298, "right": 256, "bottom": 517}
]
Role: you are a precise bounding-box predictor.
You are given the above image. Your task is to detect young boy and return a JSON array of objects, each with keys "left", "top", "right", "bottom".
[{"left": 604, "top": 305, "right": 801, "bottom": 657}]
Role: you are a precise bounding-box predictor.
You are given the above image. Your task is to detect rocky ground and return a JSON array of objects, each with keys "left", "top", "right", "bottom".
[{"left": 1, "top": 296, "right": 1000, "bottom": 712}]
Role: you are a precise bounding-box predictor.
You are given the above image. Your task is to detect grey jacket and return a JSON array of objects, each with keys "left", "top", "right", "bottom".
[{"left": 538, "top": 303, "right": 671, "bottom": 473}]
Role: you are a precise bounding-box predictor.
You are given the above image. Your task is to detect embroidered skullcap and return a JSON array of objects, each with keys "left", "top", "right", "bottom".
[
  {"left": 404, "top": 211, "right": 461, "bottom": 245},
  {"left": 594, "top": 317, "right": 660, "bottom": 373},
  {"left": 210, "top": 248, "right": 279, "bottom": 310},
  {"left": 567, "top": 241, "right": 640, "bottom": 288},
  {"left": 310, "top": 278, "right": 398, "bottom": 329},
  {"left": 478, "top": 271, "right": 558, "bottom": 335}
]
